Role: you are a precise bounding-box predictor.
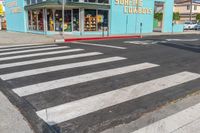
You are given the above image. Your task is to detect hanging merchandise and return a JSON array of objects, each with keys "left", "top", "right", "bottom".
[
  {"left": 97, "top": 15, "right": 104, "bottom": 23},
  {"left": 0, "top": 4, "right": 3, "bottom": 16}
]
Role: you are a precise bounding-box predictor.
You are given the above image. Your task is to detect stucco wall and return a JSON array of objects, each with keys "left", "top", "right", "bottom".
[
  {"left": 4, "top": 0, "right": 175, "bottom": 34},
  {"left": 110, "top": 0, "right": 174, "bottom": 34},
  {"left": 5, "top": 0, "right": 27, "bottom": 32}
]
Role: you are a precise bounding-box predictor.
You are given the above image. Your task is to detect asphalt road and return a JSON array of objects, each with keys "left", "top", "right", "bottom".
[{"left": 0, "top": 34, "right": 200, "bottom": 133}]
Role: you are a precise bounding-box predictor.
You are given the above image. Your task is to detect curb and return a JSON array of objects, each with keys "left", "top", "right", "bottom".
[
  {"left": 55, "top": 35, "right": 142, "bottom": 43},
  {"left": 54, "top": 32, "right": 200, "bottom": 43},
  {"left": 54, "top": 39, "right": 65, "bottom": 43}
]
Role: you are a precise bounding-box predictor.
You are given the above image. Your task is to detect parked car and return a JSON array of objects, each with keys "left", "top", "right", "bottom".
[
  {"left": 194, "top": 23, "right": 200, "bottom": 30},
  {"left": 184, "top": 21, "right": 197, "bottom": 30}
]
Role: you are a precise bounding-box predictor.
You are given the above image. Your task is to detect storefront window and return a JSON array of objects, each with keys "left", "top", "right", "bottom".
[
  {"left": 28, "top": 0, "right": 44, "bottom": 4},
  {"left": 64, "top": 10, "right": 72, "bottom": 32},
  {"left": 84, "top": 0, "right": 97, "bottom": 2},
  {"left": 84, "top": 0, "right": 108, "bottom": 3},
  {"left": 55, "top": 10, "right": 62, "bottom": 31},
  {"left": 28, "top": 9, "right": 44, "bottom": 31},
  {"left": 47, "top": 9, "right": 54, "bottom": 31},
  {"left": 37, "top": 0, "right": 43, "bottom": 3},
  {"left": 84, "top": 9, "right": 108, "bottom": 32},
  {"left": 73, "top": 9, "right": 79, "bottom": 31},
  {"left": 84, "top": 9, "right": 97, "bottom": 31},
  {"left": 28, "top": 9, "right": 108, "bottom": 32},
  {"left": 31, "top": 0, "right": 36, "bottom": 4},
  {"left": 27, "top": 0, "right": 31, "bottom": 5},
  {"left": 38, "top": 9, "right": 44, "bottom": 31},
  {"left": 54, "top": 10, "right": 72, "bottom": 32},
  {"left": 32, "top": 10, "right": 38, "bottom": 30},
  {"left": 28, "top": 11, "right": 32, "bottom": 30},
  {"left": 97, "top": 10, "right": 108, "bottom": 31},
  {"left": 98, "top": 0, "right": 109, "bottom": 3}
]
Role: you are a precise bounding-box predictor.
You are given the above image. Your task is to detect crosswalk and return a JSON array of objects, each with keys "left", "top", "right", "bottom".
[
  {"left": 0, "top": 49, "right": 84, "bottom": 62},
  {"left": 0, "top": 57, "right": 126, "bottom": 80},
  {"left": 36, "top": 72, "right": 200, "bottom": 125},
  {"left": 0, "top": 46, "right": 70, "bottom": 56},
  {"left": 0, "top": 43, "right": 200, "bottom": 133},
  {"left": 13, "top": 63, "right": 159, "bottom": 97},
  {"left": 131, "top": 102, "right": 200, "bottom": 133}
]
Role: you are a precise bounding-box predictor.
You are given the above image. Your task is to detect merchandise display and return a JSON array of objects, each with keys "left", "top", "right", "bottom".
[
  {"left": 84, "top": 15, "right": 97, "bottom": 31},
  {"left": 27, "top": 9, "right": 107, "bottom": 32}
]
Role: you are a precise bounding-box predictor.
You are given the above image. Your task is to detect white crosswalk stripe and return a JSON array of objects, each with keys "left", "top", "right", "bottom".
[
  {"left": 0, "top": 43, "right": 51, "bottom": 48},
  {"left": 172, "top": 118, "right": 200, "bottom": 133},
  {"left": 131, "top": 102, "right": 200, "bottom": 133},
  {"left": 0, "top": 49, "right": 84, "bottom": 61},
  {"left": 0, "top": 52, "right": 102, "bottom": 69},
  {"left": 36, "top": 71, "right": 200, "bottom": 125},
  {"left": 0, "top": 44, "right": 57, "bottom": 52},
  {"left": 0, "top": 46, "right": 69, "bottom": 56},
  {"left": 13, "top": 63, "right": 159, "bottom": 97},
  {"left": 72, "top": 42, "right": 127, "bottom": 49},
  {"left": 0, "top": 57, "right": 126, "bottom": 80}
]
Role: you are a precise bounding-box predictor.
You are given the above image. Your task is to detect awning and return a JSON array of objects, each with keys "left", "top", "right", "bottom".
[{"left": 25, "top": 1, "right": 110, "bottom": 10}]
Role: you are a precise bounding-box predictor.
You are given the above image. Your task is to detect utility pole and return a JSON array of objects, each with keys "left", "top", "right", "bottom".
[
  {"left": 189, "top": 0, "right": 193, "bottom": 21},
  {"left": 135, "top": 0, "right": 139, "bottom": 33},
  {"left": 62, "top": 0, "right": 65, "bottom": 38}
]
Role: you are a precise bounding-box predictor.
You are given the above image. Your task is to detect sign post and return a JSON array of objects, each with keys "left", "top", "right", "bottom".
[
  {"left": 140, "top": 22, "right": 142, "bottom": 38},
  {"left": 62, "top": 0, "right": 65, "bottom": 38}
]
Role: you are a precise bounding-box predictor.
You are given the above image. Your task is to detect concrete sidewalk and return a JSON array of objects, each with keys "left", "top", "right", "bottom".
[
  {"left": 0, "top": 91, "right": 33, "bottom": 133},
  {"left": 0, "top": 31, "right": 54, "bottom": 45},
  {"left": 0, "top": 30, "right": 199, "bottom": 45}
]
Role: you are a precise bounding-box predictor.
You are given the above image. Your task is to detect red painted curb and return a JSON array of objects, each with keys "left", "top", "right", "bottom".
[{"left": 64, "top": 35, "right": 142, "bottom": 42}]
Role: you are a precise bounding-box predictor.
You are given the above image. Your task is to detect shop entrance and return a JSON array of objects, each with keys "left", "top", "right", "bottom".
[
  {"left": 28, "top": 9, "right": 80, "bottom": 33},
  {"left": 54, "top": 10, "right": 72, "bottom": 32},
  {"left": 47, "top": 9, "right": 79, "bottom": 33},
  {"left": 153, "top": 1, "right": 164, "bottom": 32},
  {"left": 28, "top": 8, "right": 109, "bottom": 34}
]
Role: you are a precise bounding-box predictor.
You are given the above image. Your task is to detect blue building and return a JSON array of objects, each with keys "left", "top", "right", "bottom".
[{"left": 4, "top": 0, "right": 183, "bottom": 35}]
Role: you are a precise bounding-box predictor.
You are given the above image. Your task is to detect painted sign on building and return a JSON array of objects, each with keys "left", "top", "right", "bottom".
[
  {"left": 6, "top": 0, "right": 22, "bottom": 13},
  {"left": 115, "top": 0, "right": 153, "bottom": 14}
]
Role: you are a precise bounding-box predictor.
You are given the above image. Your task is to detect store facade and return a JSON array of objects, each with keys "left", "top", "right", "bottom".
[{"left": 5, "top": 0, "right": 183, "bottom": 35}]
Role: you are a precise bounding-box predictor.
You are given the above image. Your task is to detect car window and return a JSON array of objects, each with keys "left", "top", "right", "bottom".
[{"left": 185, "top": 22, "right": 191, "bottom": 24}]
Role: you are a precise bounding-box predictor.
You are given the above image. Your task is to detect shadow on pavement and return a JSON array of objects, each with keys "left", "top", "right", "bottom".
[{"left": 160, "top": 42, "right": 200, "bottom": 53}]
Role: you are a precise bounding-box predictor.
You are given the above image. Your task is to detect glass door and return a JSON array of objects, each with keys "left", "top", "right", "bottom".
[
  {"left": 64, "top": 10, "right": 72, "bottom": 32},
  {"left": 55, "top": 10, "right": 72, "bottom": 32}
]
